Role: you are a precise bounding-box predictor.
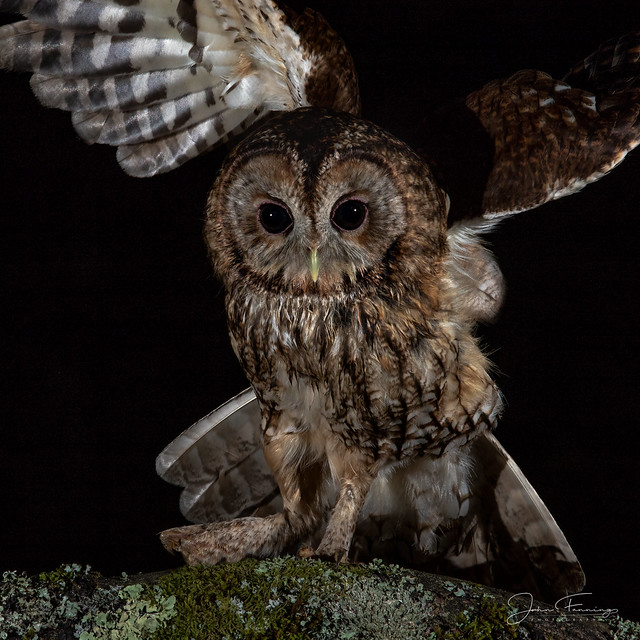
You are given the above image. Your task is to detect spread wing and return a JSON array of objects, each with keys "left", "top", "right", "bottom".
[
  {"left": 421, "top": 30, "right": 640, "bottom": 223},
  {"left": 156, "top": 387, "right": 280, "bottom": 523},
  {"left": 434, "top": 432, "right": 585, "bottom": 602},
  {"left": 0, "top": 0, "right": 359, "bottom": 176},
  {"left": 350, "top": 431, "right": 584, "bottom": 602}
]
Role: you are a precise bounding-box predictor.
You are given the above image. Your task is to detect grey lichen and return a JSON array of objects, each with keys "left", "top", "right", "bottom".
[{"left": 308, "top": 559, "right": 438, "bottom": 640}]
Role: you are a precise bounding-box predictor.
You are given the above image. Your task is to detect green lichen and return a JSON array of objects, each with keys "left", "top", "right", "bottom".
[
  {"left": 436, "top": 596, "right": 518, "bottom": 640},
  {"left": 79, "top": 584, "right": 177, "bottom": 640},
  {"left": 0, "top": 566, "right": 175, "bottom": 640},
  {"left": 604, "top": 615, "right": 640, "bottom": 640}
]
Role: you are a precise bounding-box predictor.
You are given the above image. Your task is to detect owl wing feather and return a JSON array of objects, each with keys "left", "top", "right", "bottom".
[
  {"left": 562, "top": 30, "right": 640, "bottom": 97},
  {"left": 422, "top": 30, "right": 640, "bottom": 224},
  {"left": 0, "top": 0, "right": 357, "bottom": 176},
  {"left": 435, "top": 431, "right": 585, "bottom": 602},
  {"left": 156, "top": 387, "right": 279, "bottom": 523},
  {"left": 470, "top": 67, "right": 640, "bottom": 218}
]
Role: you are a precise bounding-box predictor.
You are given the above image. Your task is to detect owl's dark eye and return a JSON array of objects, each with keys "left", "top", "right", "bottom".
[
  {"left": 331, "top": 199, "right": 368, "bottom": 231},
  {"left": 258, "top": 202, "right": 293, "bottom": 234}
]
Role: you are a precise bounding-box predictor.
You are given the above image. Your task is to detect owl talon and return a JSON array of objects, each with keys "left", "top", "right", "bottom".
[
  {"left": 298, "top": 543, "right": 349, "bottom": 563},
  {"left": 159, "top": 523, "right": 203, "bottom": 551},
  {"left": 159, "top": 524, "right": 217, "bottom": 564},
  {"left": 158, "top": 528, "right": 183, "bottom": 554},
  {"left": 314, "top": 542, "right": 350, "bottom": 564}
]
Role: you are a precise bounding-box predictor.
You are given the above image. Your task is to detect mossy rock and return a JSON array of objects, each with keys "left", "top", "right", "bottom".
[{"left": 1, "top": 559, "right": 636, "bottom": 639}]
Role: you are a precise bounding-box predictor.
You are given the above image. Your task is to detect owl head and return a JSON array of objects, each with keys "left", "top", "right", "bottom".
[{"left": 205, "top": 108, "right": 449, "bottom": 300}]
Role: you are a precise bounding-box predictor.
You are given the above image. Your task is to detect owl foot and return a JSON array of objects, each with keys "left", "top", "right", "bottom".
[
  {"left": 160, "top": 522, "right": 248, "bottom": 565},
  {"left": 297, "top": 544, "right": 349, "bottom": 563},
  {"left": 314, "top": 539, "right": 351, "bottom": 563},
  {"left": 308, "top": 475, "right": 372, "bottom": 564},
  {"left": 160, "top": 513, "right": 292, "bottom": 565}
]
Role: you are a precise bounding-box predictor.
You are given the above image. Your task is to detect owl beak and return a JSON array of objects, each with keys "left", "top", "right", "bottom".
[{"left": 307, "top": 247, "right": 320, "bottom": 283}]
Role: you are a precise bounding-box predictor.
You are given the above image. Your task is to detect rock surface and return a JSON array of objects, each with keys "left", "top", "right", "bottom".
[{"left": 1, "top": 559, "right": 637, "bottom": 639}]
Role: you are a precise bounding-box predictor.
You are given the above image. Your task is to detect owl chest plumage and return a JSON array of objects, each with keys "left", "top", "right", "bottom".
[{"left": 226, "top": 285, "right": 502, "bottom": 465}]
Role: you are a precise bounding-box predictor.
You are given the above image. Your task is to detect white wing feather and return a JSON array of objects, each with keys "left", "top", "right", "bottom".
[
  {"left": 0, "top": 0, "right": 312, "bottom": 176},
  {"left": 156, "top": 387, "right": 278, "bottom": 523}
]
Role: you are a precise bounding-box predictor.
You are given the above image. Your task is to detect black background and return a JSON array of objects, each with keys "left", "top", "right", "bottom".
[{"left": 1, "top": 0, "right": 639, "bottom": 621}]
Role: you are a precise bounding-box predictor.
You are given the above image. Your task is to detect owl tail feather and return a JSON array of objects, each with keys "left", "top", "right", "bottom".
[{"left": 433, "top": 432, "right": 585, "bottom": 602}]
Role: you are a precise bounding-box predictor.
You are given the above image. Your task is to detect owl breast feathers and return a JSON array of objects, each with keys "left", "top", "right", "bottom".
[{"left": 2, "top": 0, "right": 640, "bottom": 603}]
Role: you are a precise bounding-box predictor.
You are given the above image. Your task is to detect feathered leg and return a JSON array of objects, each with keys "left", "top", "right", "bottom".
[
  {"left": 314, "top": 453, "right": 375, "bottom": 561},
  {"left": 160, "top": 433, "right": 328, "bottom": 564}
]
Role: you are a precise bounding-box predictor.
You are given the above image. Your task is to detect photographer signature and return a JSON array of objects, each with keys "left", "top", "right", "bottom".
[{"left": 507, "top": 592, "right": 618, "bottom": 624}]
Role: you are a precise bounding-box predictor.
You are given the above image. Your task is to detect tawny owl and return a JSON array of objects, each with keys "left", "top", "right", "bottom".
[{"left": 2, "top": 0, "right": 639, "bottom": 602}]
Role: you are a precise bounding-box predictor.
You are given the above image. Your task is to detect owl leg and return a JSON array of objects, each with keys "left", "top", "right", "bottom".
[
  {"left": 160, "top": 437, "right": 328, "bottom": 565},
  {"left": 263, "top": 436, "right": 329, "bottom": 541},
  {"left": 314, "top": 456, "right": 375, "bottom": 562}
]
